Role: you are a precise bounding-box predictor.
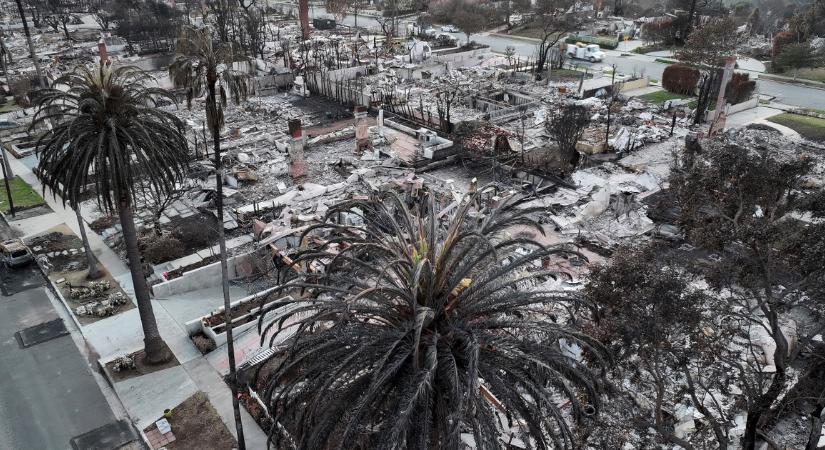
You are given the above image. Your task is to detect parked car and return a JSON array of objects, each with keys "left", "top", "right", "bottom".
[
  {"left": 0, "top": 239, "right": 33, "bottom": 268},
  {"left": 434, "top": 33, "right": 459, "bottom": 47},
  {"left": 440, "top": 25, "right": 459, "bottom": 33}
]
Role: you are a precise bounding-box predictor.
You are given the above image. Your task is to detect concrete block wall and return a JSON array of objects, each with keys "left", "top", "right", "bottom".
[
  {"left": 153, "top": 254, "right": 241, "bottom": 298},
  {"left": 617, "top": 76, "right": 650, "bottom": 93},
  {"left": 726, "top": 97, "right": 758, "bottom": 115}
]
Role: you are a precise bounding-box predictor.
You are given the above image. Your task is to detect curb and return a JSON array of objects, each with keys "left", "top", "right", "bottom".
[
  {"left": 490, "top": 32, "right": 540, "bottom": 43},
  {"left": 98, "top": 351, "right": 154, "bottom": 450},
  {"left": 757, "top": 73, "right": 825, "bottom": 90},
  {"left": 2, "top": 210, "right": 149, "bottom": 449},
  {"left": 41, "top": 266, "right": 86, "bottom": 332}
]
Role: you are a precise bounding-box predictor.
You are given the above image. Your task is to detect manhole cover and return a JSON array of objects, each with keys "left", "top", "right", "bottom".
[
  {"left": 16, "top": 318, "right": 69, "bottom": 348},
  {"left": 70, "top": 420, "right": 137, "bottom": 450}
]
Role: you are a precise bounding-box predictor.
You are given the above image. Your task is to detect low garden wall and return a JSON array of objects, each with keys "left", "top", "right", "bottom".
[
  {"left": 726, "top": 97, "right": 758, "bottom": 115},
  {"left": 153, "top": 255, "right": 240, "bottom": 298}
]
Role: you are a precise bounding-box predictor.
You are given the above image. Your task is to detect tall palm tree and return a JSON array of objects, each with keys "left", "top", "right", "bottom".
[
  {"left": 32, "top": 64, "right": 189, "bottom": 364},
  {"left": 169, "top": 25, "right": 249, "bottom": 448},
  {"left": 258, "top": 188, "right": 608, "bottom": 450}
]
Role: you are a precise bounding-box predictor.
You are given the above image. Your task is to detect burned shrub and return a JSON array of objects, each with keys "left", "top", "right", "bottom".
[
  {"left": 662, "top": 64, "right": 699, "bottom": 95},
  {"left": 140, "top": 234, "right": 185, "bottom": 264},
  {"left": 90, "top": 215, "right": 118, "bottom": 233},
  {"left": 725, "top": 73, "right": 756, "bottom": 105},
  {"left": 172, "top": 214, "right": 219, "bottom": 250},
  {"left": 10, "top": 77, "right": 33, "bottom": 107},
  {"left": 191, "top": 332, "right": 217, "bottom": 354}
]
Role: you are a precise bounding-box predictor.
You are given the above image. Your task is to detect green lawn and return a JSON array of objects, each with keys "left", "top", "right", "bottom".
[
  {"left": 781, "top": 68, "right": 825, "bottom": 83},
  {"left": 639, "top": 90, "right": 691, "bottom": 103},
  {"left": 801, "top": 107, "right": 825, "bottom": 116},
  {"left": 768, "top": 113, "right": 825, "bottom": 142},
  {"left": 0, "top": 176, "right": 45, "bottom": 212}
]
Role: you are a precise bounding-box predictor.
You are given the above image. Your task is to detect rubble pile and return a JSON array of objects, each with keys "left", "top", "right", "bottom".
[
  {"left": 74, "top": 291, "right": 129, "bottom": 317},
  {"left": 110, "top": 355, "right": 136, "bottom": 373}
]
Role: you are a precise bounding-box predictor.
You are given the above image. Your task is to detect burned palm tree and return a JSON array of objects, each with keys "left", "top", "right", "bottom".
[
  {"left": 168, "top": 25, "right": 250, "bottom": 448},
  {"left": 32, "top": 64, "right": 189, "bottom": 364},
  {"left": 257, "top": 187, "right": 607, "bottom": 449}
]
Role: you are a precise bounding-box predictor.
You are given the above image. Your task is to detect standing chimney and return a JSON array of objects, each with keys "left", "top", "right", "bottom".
[
  {"left": 299, "top": 0, "right": 310, "bottom": 40},
  {"left": 354, "top": 106, "right": 370, "bottom": 153},
  {"left": 288, "top": 119, "right": 308, "bottom": 180},
  {"left": 98, "top": 37, "right": 109, "bottom": 65},
  {"left": 709, "top": 55, "right": 737, "bottom": 136}
]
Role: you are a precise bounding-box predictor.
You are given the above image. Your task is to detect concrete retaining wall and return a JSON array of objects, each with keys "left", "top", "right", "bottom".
[
  {"left": 384, "top": 118, "right": 419, "bottom": 135},
  {"left": 618, "top": 76, "right": 650, "bottom": 93},
  {"left": 153, "top": 256, "right": 240, "bottom": 298},
  {"left": 727, "top": 97, "right": 758, "bottom": 115},
  {"left": 432, "top": 47, "right": 491, "bottom": 64}
]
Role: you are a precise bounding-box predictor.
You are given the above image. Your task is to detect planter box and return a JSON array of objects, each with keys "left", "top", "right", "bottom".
[{"left": 194, "top": 287, "right": 289, "bottom": 347}]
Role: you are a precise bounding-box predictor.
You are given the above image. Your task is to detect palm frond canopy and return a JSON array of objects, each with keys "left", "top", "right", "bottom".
[
  {"left": 168, "top": 25, "right": 250, "bottom": 112},
  {"left": 258, "top": 187, "right": 608, "bottom": 450},
  {"left": 32, "top": 64, "right": 189, "bottom": 213}
]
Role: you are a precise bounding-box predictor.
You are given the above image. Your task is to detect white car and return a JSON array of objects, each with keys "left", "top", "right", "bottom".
[{"left": 441, "top": 25, "right": 459, "bottom": 33}]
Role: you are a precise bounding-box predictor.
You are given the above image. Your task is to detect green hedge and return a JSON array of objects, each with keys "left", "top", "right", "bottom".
[{"left": 565, "top": 34, "right": 618, "bottom": 50}]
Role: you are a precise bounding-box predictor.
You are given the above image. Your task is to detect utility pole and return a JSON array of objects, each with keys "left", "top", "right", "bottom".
[{"left": 14, "top": 0, "right": 45, "bottom": 85}]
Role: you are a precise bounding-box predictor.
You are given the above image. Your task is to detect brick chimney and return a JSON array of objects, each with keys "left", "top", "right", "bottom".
[
  {"left": 288, "top": 119, "right": 307, "bottom": 180},
  {"left": 299, "top": 0, "right": 310, "bottom": 40},
  {"left": 354, "top": 106, "right": 370, "bottom": 153},
  {"left": 98, "top": 37, "right": 108, "bottom": 65}
]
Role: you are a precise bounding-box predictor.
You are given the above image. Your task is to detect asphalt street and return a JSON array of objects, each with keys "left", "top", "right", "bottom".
[{"left": 0, "top": 223, "right": 121, "bottom": 449}]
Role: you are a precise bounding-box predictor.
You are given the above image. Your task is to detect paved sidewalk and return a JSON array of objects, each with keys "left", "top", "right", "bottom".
[
  {"left": 724, "top": 106, "right": 801, "bottom": 138},
  {"left": 5, "top": 154, "right": 270, "bottom": 448},
  {"left": 622, "top": 85, "right": 663, "bottom": 97}
]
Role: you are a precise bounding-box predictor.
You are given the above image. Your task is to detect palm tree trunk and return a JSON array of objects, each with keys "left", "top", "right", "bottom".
[
  {"left": 207, "top": 77, "right": 246, "bottom": 450},
  {"left": 0, "top": 41, "right": 12, "bottom": 93},
  {"left": 75, "top": 207, "right": 101, "bottom": 280},
  {"left": 118, "top": 195, "right": 173, "bottom": 364},
  {"left": 13, "top": 0, "right": 44, "bottom": 82}
]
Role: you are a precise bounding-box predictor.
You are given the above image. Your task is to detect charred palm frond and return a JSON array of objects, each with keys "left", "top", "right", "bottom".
[
  {"left": 31, "top": 64, "right": 188, "bottom": 212},
  {"left": 257, "top": 186, "right": 608, "bottom": 450}
]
